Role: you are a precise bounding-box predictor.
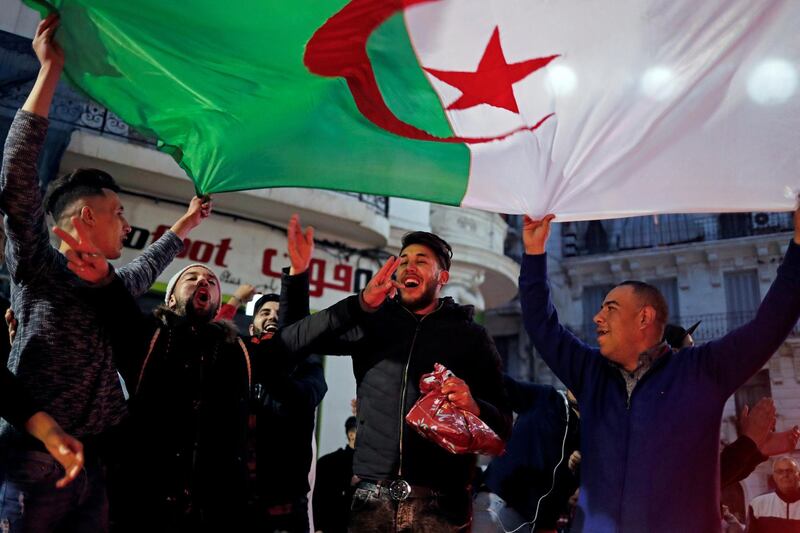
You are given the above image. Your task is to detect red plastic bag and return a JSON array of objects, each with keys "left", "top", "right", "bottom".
[{"left": 405, "top": 363, "right": 505, "bottom": 456}]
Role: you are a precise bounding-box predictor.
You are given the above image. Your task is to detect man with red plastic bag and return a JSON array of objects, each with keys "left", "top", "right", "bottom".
[{"left": 332, "top": 231, "right": 512, "bottom": 532}]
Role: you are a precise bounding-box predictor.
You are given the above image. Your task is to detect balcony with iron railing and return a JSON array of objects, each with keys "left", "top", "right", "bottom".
[
  {"left": 570, "top": 310, "right": 800, "bottom": 346},
  {"left": 562, "top": 213, "right": 793, "bottom": 258},
  {"left": 0, "top": 29, "right": 389, "bottom": 217}
]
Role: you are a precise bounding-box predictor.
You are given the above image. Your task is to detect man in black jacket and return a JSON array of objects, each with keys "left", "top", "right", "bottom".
[
  {"left": 247, "top": 215, "right": 327, "bottom": 532},
  {"left": 331, "top": 232, "right": 512, "bottom": 532}
]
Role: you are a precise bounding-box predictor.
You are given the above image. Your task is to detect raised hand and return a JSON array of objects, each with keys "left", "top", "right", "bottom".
[
  {"left": 287, "top": 214, "right": 314, "bottom": 275},
  {"left": 361, "top": 256, "right": 402, "bottom": 310},
  {"left": 23, "top": 15, "right": 64, "bottom": 118},
  {"left": 760, "top": 426, "right": 800, "bottom": 457},
  {"left": 522, "top": 214, "right": 556, "bottom": 255},
  {"left": 32, "top": 14, "right": 64, "bottom": 69},
  {"left": 739, "top": 397, "right": 776, "bottom": 447},
  {"left": 442, "top": 376, "right": 480, "bottom": 416},
  {"left": 171, "top": 195, "right": 212, "bottom": 239},
  {"left": 233, "top": 283, "right": 256, "bottom": 304},
  {"left": 53, "top": 216, "right": 110, "bottom": 284}
]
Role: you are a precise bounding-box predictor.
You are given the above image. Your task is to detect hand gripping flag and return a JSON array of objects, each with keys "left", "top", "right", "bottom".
[{"left": 27, "top": 0, "right": 800, "bottom": 220}]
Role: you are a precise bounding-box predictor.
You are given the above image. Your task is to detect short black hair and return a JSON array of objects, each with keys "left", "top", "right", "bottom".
[
  {"left": 400, "top": 231, "right": 453, "bottom": 271},
  {"left": 345, "top": 416, "right": 357, "bottom": 434},
  {"left": 616, "top": 280, "right": 669, "bottom": 328},
  {"left": 43, "top": 168, "right": 120, "bottom": 222},
  {"left": 252, "top": 293, "right": 280, "bottom": 316}
]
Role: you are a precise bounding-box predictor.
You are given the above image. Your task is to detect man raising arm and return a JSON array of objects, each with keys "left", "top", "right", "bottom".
[{"left": 518, "top": 204, "right": 800, "bottom": 533}]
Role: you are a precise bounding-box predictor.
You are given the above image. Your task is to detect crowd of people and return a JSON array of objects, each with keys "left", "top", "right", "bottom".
[{"left": 1, "top": 15, "right": 800, "bottom": 533}]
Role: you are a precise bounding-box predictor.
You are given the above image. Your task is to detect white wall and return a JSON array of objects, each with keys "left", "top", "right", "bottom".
[{"left": 1, "top": 0, "right": 37, "bottom": 37}]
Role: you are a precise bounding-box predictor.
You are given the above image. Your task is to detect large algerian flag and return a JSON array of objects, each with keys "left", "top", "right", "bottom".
[{"left": 26, "top": 0, "right": 800, "bottom": 220}]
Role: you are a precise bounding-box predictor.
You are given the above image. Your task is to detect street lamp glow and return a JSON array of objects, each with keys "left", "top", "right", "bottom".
[
  {"left": 641, "top": 66, "right": 679, "bottom": 101},
  {"left": 546, "top": 65, "right": 577, "bottom": 96},
  {"left": 747, "top": 59, "right": 797, "bottom": 105}
]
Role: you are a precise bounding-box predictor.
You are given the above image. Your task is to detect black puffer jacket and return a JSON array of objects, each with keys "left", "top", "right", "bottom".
[{"left": 330, "top": 297, "right": 512, "bottom": 491}]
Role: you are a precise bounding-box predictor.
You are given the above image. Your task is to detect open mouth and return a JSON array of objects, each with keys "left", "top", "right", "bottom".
[
  {"left": 195, "top": 288, "right": 210, "bottom": 304},
  {"left": 596, "top": 329, "right": 609, "bottom": 339},
  {"left": 403, "top": 276, "right": 421, "bottom": 289}
]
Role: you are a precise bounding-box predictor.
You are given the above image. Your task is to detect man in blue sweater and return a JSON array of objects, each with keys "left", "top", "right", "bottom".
[{"left": 519, "top": 207, "right": 800, "bottom": 533}]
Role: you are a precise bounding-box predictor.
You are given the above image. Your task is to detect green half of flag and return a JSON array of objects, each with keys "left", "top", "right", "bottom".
[{"left": 24, "top": 0, "right": 472, "bottom": 205}]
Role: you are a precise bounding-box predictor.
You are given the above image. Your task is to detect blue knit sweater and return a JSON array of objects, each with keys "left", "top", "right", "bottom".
[{"left": 519, "top": 241, "right": 800, "bottom": 533}]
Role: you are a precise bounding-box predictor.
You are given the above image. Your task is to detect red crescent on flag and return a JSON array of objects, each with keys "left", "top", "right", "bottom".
[{"left": 304, "top": 0, "right": 556, "bottom": 144}]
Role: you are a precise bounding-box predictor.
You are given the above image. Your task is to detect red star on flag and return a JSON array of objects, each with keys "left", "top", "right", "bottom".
[{"left": 424, "top": 28, "right": 559, "bottom": 114}]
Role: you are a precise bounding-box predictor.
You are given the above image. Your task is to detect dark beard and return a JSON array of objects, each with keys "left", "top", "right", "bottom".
[
  {"left": 177, "top": 288, "right": 215, "bottom": 323},
  {"left": 400, "top": 281, "right": 438, "bottom": 313}
]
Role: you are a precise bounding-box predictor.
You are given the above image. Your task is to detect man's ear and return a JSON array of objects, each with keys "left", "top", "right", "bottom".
[
  {"left": 438, "top": 270, "right": 450, "bottom": 286},
  {"left": 167, "top": 294, "right": 177, "bottom": 310},
  {"left": 249, "top": 324, "right": 255, "bottom": 336},
  {"left": 79, "top": 205, "right": 95, "bottom": 227},
  {"left": 640, "top": 306, "right": 657, "bottom": 329}
]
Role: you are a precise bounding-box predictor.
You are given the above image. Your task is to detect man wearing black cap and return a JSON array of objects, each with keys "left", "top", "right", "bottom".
[{"left": 248, "top": 281, "right": 327, "bottom": 532}]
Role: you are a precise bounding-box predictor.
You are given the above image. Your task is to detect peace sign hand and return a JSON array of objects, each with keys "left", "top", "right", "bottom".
[
  {"left": 53, "top": 217, "right": 111, "bottom": 284},
  {"left": 361, "top": 256, "right": 403, "bottom": 310}
]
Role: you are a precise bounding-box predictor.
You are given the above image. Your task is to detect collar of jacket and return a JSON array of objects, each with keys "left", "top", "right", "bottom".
[
  {"left": 154, "top": 305, "right": 240, "bottom": 344},
  {"left": 386, "top": 296, "right": 475, "bottom": 321},
  {"left": 605, "top": 345, "right": 673, "bottom": 388}
]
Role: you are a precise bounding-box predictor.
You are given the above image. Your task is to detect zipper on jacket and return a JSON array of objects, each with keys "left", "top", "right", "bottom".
[
  {"left": 613, "top": 350, "right": 671, "bottom": 530},
  {"left": 397, "top": 302, "right": 442, "bottom": 478}
]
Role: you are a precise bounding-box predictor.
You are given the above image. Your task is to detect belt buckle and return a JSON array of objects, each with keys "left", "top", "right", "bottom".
[{"left": 388, "top": 479, "right": 411, "bottom": 501}]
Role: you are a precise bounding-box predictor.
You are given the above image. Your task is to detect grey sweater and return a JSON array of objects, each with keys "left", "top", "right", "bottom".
[{"left": 0, "top": 110, "right": 183, "bottom": 446}]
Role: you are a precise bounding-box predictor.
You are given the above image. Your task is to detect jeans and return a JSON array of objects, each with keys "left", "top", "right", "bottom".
[
  {"left": 347, "top": 485, "right": 471, "bottom": 533},
  {"left": 0, "top": 450, "right": 108, "bottom": 533}
]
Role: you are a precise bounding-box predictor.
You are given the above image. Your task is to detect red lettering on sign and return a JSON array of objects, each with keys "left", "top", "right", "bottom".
[
  {"left": 189, "top": 241, "right": 214, "bottom": 263},
  {"left": 262, "top": 249, "right": 282, "bottom": 277},
  {"left": 215, "top": 238, "right": 232, "bottom": 267}
]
